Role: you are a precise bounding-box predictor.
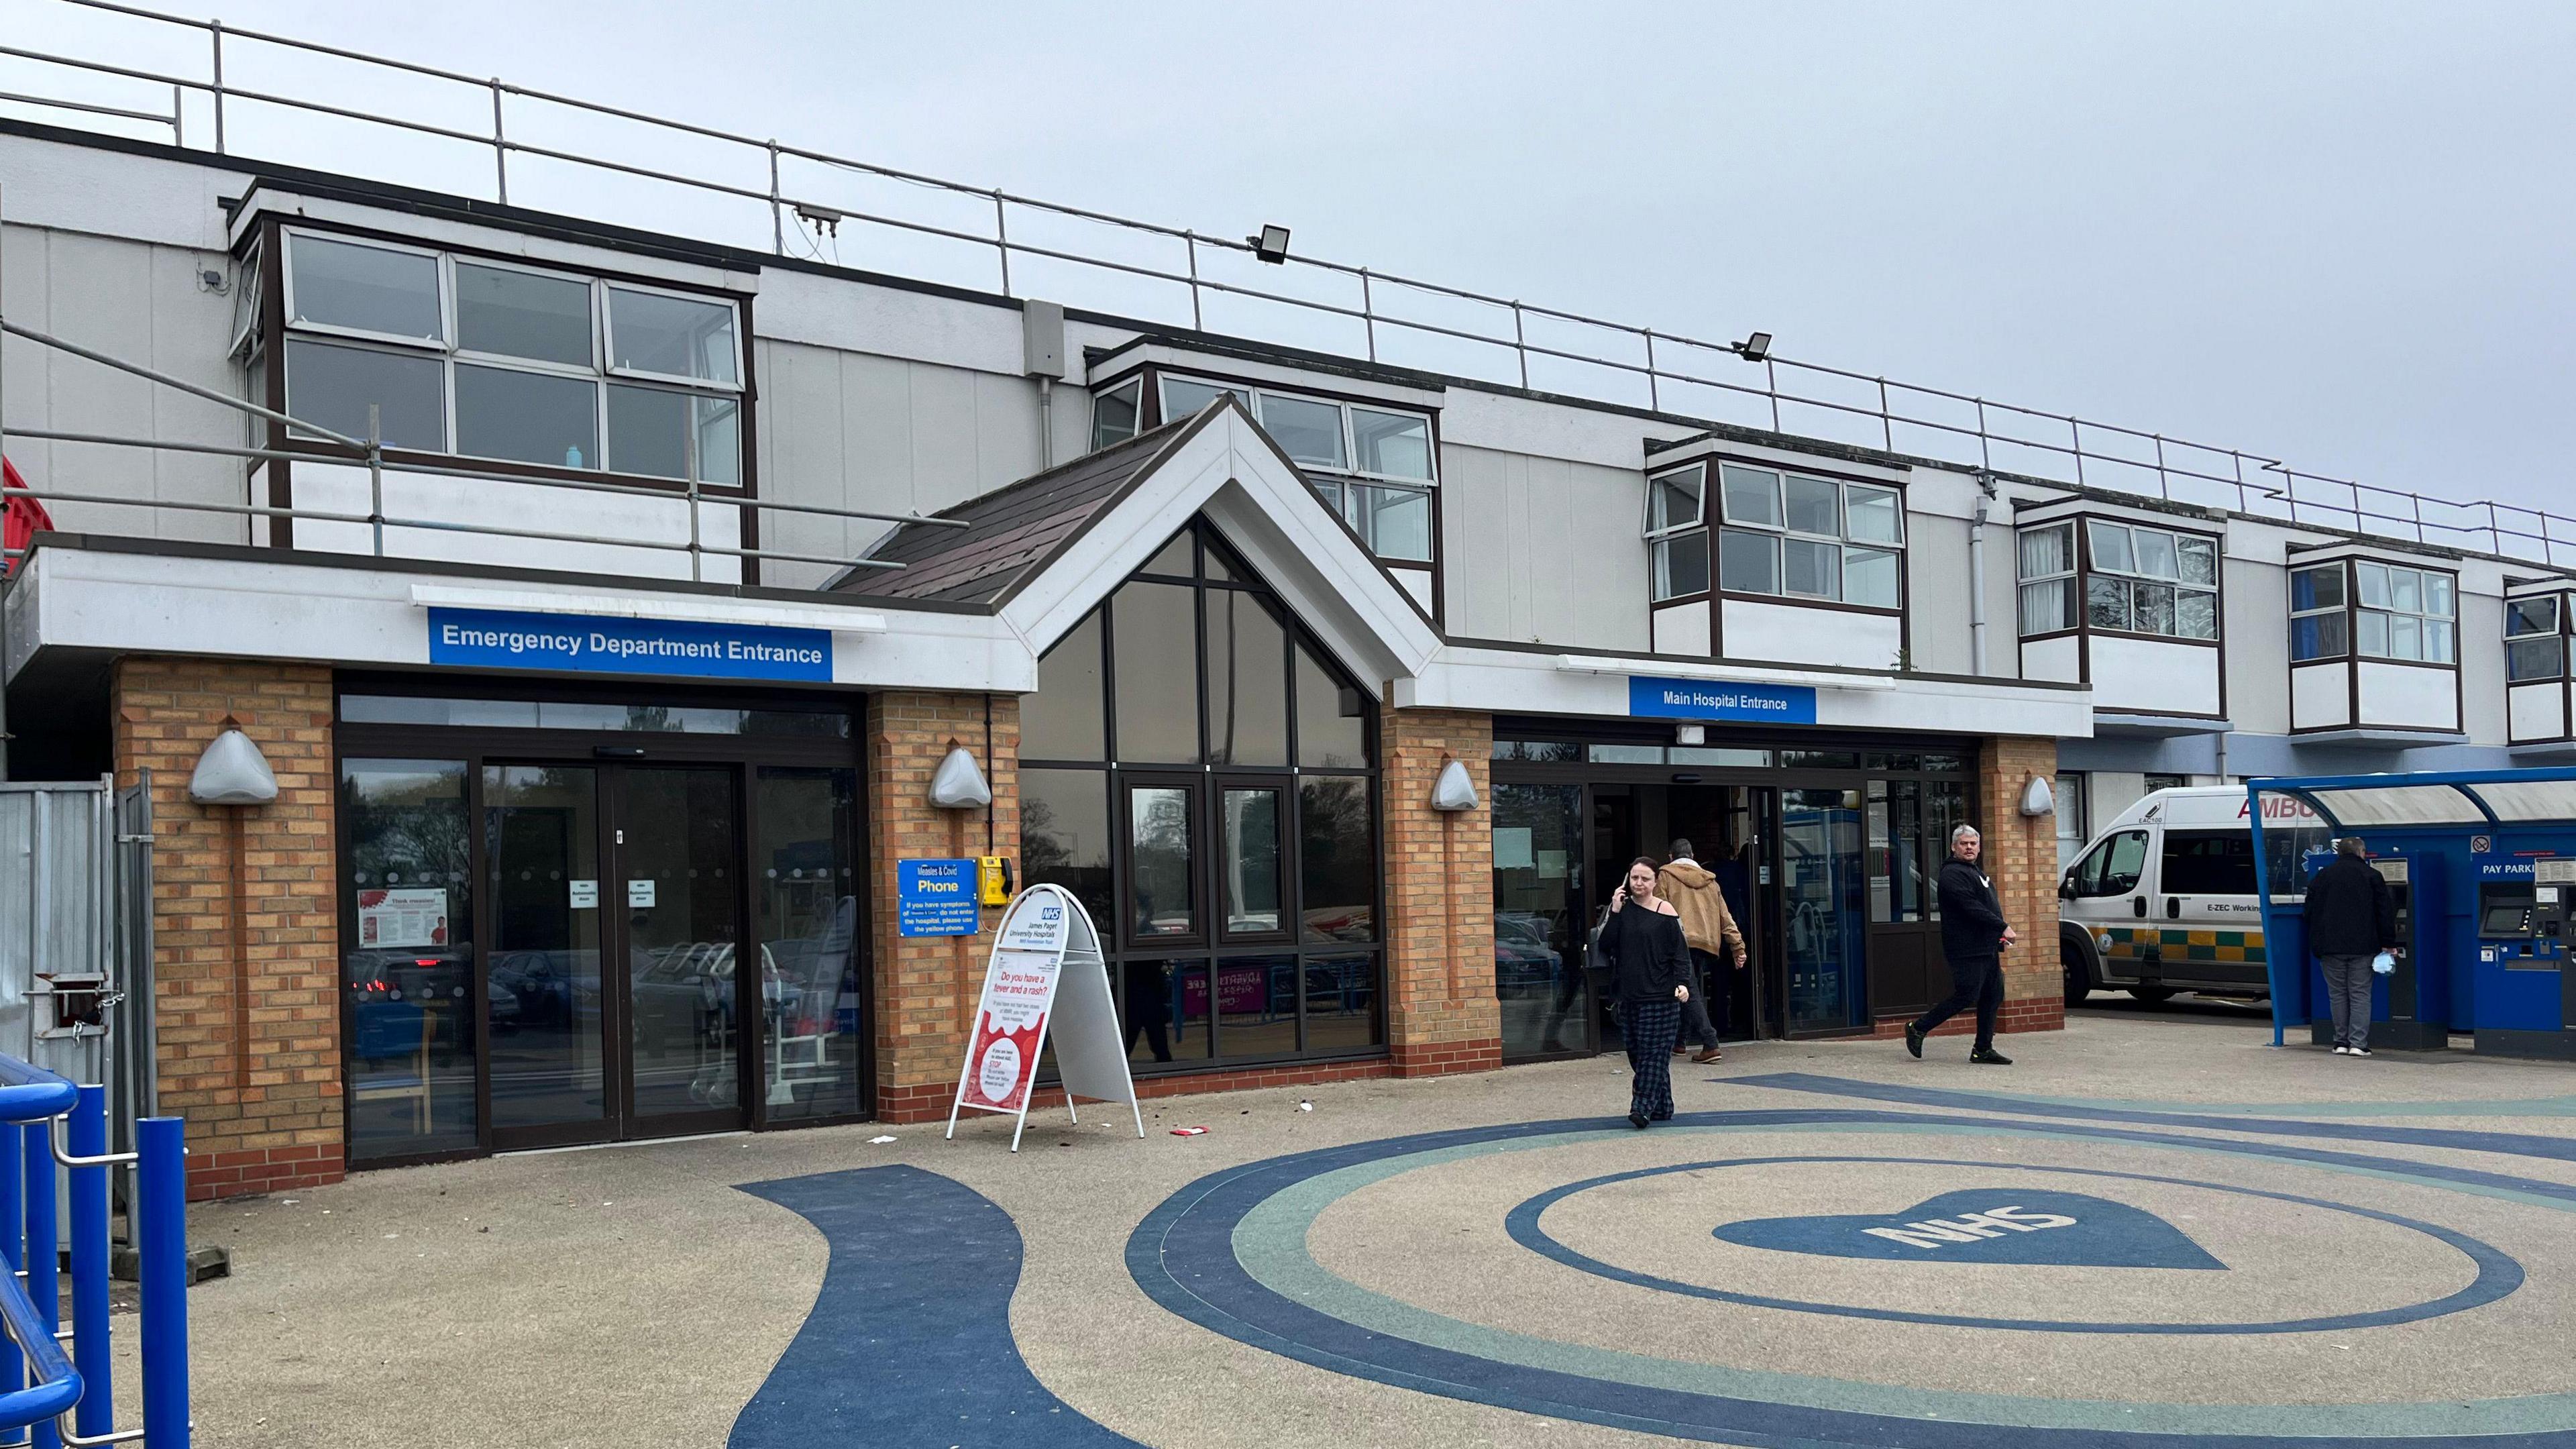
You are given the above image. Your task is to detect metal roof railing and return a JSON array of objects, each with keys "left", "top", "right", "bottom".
[{"left": 1, "top": 0, "right": 2571, "bottom": 569}]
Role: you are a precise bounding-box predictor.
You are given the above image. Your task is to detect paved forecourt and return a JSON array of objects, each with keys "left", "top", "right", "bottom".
[{"left": 191, "top": 1012, "right": 2576, "bottom": 1448}]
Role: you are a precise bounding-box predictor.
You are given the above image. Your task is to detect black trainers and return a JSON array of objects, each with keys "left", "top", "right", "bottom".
[
  {"left": 1628, "top": 1111, "right": 1650, "bottom": 1129},
  {"left": 1970, "top": 1047, "right": 2014, "bottom": 1065},
  {"left": 1904, "top": 1023, "right": 1925, "bottom": 1059}
]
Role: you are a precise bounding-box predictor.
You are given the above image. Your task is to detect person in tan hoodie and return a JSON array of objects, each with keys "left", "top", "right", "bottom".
[{"left": 1658, "top": 840, "right": 1747, "bottom": 1063}]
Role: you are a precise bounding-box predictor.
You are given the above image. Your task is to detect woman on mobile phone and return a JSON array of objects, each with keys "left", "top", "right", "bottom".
[{"left": 1595, "top": 856, "right": 1692, "bottom": 1128}]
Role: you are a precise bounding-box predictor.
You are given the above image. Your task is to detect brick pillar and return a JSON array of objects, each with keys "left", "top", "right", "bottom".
[
  {"left": 1380, "top": 708, "right": 1501, "bottom": 1076},
  {"left": 1981, "top": 734, "right": 2065, "bottom": 1036},
  {"left": 111, "top": 657, "right": 341, "bottom": 1200},
  {"left": 867, "top": 692, "right": 1018, "bottom": 1122}
]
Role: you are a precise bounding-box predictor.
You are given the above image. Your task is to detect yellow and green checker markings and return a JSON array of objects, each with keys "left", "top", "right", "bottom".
[{"left": 2098, "top": 926, "right": 2266, "bottom": 965}]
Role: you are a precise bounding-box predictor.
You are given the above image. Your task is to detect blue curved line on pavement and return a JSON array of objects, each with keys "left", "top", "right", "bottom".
[
  {"left": 732, "top": 1163, "right": 1144, "bottom": 1449},
  {"left": 1731, "top": 1071, "right": 2576, "bottom": 1161}
]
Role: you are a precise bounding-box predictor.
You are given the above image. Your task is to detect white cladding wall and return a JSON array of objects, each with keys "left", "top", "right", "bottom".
[
  {"left": 2089, "top": 636, "right": 2221, "bottom": 716},
  {"left": 2357, "top": 661, "right": 2459, "bottom": 731},
  {"left": 753, "top": 338, "right": 1083, "bottom": 590},
  {"left": 2292, "top": 662, "right": 2351, "bottom": 729},
  {"left": 2510, "top": 682, "right": 2565, "bottom": 742},
  {"left": 1721, "top": 599, "right": 1902, "bottom": 671},
  {"left": 1903, "top": 511, "right": 1974, "bottom": 676},
  {"left": 2022, "top": 633, "right": 2081, "bottom": 684},
  {"left": 2221, "top": 556, "right": 2290, "bottom": 735},
  {"left": 0, "top": 222, "right": 244, "bottom": 545},
  {"left": 2459, "top": 590, "right": 2508, "bottom": 745},
  {"left": 1440, "top": 443, "right": 1650, "bottom": 651}
]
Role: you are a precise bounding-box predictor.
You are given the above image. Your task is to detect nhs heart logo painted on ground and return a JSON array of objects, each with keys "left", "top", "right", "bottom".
[{"left": 1715, "top": 1189, "right": 2225, "bottom": 1269}]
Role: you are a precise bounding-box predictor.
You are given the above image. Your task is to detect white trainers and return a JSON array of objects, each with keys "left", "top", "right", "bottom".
[
  {"left": 2332, "top": 1045, "right": 2350, "bottom": 1055},
  {"left": 2349, "top": 1047, "right": 2373, "bottom": 1057}
]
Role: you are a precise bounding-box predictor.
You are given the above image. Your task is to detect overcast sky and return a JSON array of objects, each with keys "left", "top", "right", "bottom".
[{"left": 11, "top": 1, "right": 2573, "bottom": 527}]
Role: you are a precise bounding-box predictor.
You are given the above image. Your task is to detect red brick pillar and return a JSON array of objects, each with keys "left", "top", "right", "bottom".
[
  {"left": 1981, "top": 735, "right": 2065, "bottom": 1036},
  {"left": 111, "top": 657, "right": 342, "bottom": 1199},
  {"left": 1380, "top": 708, "right": 1501, "bottom": 1076},
  {"left": 866, "top": 692, "right": 1018, "bottom": 1122}
]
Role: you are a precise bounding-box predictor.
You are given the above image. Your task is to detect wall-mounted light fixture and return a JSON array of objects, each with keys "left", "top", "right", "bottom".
[
  {"left": 1733, "top": 331, "right": 1773, "bottom": 362},
  {"left": 188, "top": 728, "right": 278, "bottom": 806},
  {"left": 1430, "top": 758, "right": 1479, "bottom": 812},
  {"left": 1247, "top": 224, "right": 1291, "bottom": 264},
  {"left": 929, "top": 745, "right": 991, "bottom": 810},
  {"left": 2019, "top": 773, "right": 2055, "bottom": 818}
]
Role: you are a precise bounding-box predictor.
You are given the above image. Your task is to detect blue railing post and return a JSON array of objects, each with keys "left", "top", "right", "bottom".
[
  {"left": 21, "top": 1122, "right": 56, "bottom": 1449},
  {"left": 137, "top": 1117, "right": 189, "bottom": 1449},
  {"left": 0, "top": 1120, "right": 21, "bottom": 1413},
  {"left": 65, "top": 1089, "right": 107, "bottom": 1444}
]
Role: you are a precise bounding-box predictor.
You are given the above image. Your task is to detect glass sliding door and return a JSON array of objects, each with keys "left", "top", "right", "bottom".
[
  {"left": 754, "top": 767, "right": 863, "bottom": 1122},
  {"left": 1780, "top": 786, "right": 1868, "bottom": 1034},
  {"left": 484, "top": 765, "right": 608, "bottom": 1142},
  {"left": 619, "top": 766, "right": 743, "bottom": 1131},
  {"left": 341, "top": 759, "right": 478, "bottom": 1163},
  {"left": 1493, "top": 783, "right": 1588, "bottom": 1060}
]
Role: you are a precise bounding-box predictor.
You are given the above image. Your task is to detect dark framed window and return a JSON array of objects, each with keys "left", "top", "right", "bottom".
[
  {"left": 1018, "top": 517, "right": 1385, "bottom": 1071},
  {"left": 2506, "top": 594, "right": 2566, "bottom": 683},
  {"left": 274, "top": 224, "right": 747, "bottom": 487},
  {"left": 2019, "top": 517, "right": 2218, "bottom": 641},
  {"left": 2290, "top": 557, "right": 2457, "bottom": 665}
]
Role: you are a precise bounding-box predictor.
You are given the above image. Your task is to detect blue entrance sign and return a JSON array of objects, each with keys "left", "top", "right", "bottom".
[
  {"left": 1628, "top": 675, "right": 1817, "bottom": 724},
  {"left": 1715, "top": 1188, "right": 2223, "bottom": 1269},
  {"left": 898, "top": 859, "right": 981, "bottom": 937},
  {"left": 426, "top": 606, "right": 832, "bottom": 682}
]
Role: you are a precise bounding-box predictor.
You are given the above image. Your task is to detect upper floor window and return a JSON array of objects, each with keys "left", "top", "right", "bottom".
[
  {"left": 278, "top": 229, "right": 745, "bottom": 484},
  {"left": 1644, "top": 464, "right": 1709, "bottom": 602},
  {"left": 2083, "top": 521, "right": 2217, "bottom": 639},
  {"left": 2289, "top": 559, "right": 2457, "bottom": 664},
  {"left": 1091, "top": 372, "right": 1438, "bottom": 573},
  {"left": 1707, "top": 463, "right": 1902, "bottom": 608},
  {"left": 2508, "top": 596, "right": 2565, "bottom": 682},
  {"left": 2357, "top": 561, "right": 2455, "bottom": 663},
  {"left": 2017, "top": 523, "right": 2078, "bottom": 634}
]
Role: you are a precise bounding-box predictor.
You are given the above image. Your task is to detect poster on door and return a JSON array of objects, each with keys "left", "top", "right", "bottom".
[
  {"left": 948, "top": 884, "right": 1143, "bottom": 1150},
  {"left": 356, "top": 888, "right": 449, "bottom": 949}
]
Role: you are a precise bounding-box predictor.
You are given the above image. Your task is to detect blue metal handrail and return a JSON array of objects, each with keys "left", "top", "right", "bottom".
[{"left": 0, "top": 1057, "right": 189, "bottom": 1448}]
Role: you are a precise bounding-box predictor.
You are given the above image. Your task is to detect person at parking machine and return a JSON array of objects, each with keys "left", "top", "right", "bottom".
[
  {"left": 1906, "top": 825, "right": 2019, "bottom": 1065},
  {"left": 1597, "top": 857, "right": 1693, "bottom": 1128},
  {"left": 1658, "top": 839, "right": 1747, "bottom": 1065},
  {"left": 2304, "top": 836, "right": 2397, "bottom": 1057}
]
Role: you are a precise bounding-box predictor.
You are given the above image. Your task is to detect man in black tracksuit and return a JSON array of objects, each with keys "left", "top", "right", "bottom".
[
  {"left": 1906, "top": 824, "right": 2018, "bottom": 1065},
  {"left": 2303, "top": 837, "right": 2397, "bottom": 1055}
]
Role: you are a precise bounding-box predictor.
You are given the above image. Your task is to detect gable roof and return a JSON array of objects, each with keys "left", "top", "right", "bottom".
[
  {"left": 838, "top": 419, "right": 1194, "bottom": 604},
  {"left": 838, "top": 396, "right": 1441, "bottom": 685}
]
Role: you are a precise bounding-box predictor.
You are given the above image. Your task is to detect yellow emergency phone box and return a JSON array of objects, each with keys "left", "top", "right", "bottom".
[{"left": 977, "top": 855, "right": 1012, "bottom": 906}]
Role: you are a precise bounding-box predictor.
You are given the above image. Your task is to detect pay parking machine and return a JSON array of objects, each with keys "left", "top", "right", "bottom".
[
  {"left": 2467, "top": 850, "right": 2576, "bottom": 1057},
  {"left": 2301, "top": 849, "right": 2448, "bottom": 1052}
]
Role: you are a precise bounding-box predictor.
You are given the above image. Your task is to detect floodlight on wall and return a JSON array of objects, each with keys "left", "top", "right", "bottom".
[
  {"left": 929, "top": 746, "right": 992, "bottom": 810},
  {"left": 1733, "top": 331, "right": 1773, "bottom": 363},
  {"left": 189, "top": 728, "right": 278, "bottom": 806},
  {"left": 1430, "top": 758, "right": 1480, "bottom": 813},
  {"left": 1248, "top": 224, "right": 1292, "bottom": 264},
  {"left": 2019, "top": 773, "right": 2055, "bottom": 818}
]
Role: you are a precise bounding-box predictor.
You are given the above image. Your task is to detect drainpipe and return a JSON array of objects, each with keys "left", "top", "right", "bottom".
[{"left": 1969, "top": 472, "right": 1998, "bottom": 676}]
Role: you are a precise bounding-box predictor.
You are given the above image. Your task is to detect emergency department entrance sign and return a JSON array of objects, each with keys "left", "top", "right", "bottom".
[{"left": 945, "top": 884, "right": 1142, "bottom": 1150}]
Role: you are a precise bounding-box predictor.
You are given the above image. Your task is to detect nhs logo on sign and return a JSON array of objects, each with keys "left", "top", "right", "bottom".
[{"left": 1628, "top": 676, "right": 1818, "bottom": 724}]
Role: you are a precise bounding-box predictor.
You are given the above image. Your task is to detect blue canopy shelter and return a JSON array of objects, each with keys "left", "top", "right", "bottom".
[{"left": 2247, "top": 767, "right": 2576, "bottom": 1053}]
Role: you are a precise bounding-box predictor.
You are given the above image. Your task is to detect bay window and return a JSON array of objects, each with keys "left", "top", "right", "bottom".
[
  {"left": 1644, "top": 463, "right": 1710, "bottom": 601},
  {"left": 2356, "top": 561, "right": 2456, "bottom": 663},
  {"left": 2080, "top": 520, "right": 2218, "bottom": 639},
  {"left": 2508, "top": 596, "right": 2566, "bottom": 682},
  {"left": 2017, "top": 523, "right": 2078, "bottom": 634},
  {"left": 2290, "top": 564, "right": 2348, "bottom": 660},
  {"left": 1711, "top": 464, "right": 1903, "bottom": 608},
  {"left": 278, "top": 227, "right": 744, "bottom": 484}
]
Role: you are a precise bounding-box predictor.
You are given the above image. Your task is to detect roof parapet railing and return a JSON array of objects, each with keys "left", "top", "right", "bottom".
[{"left": 1, "top": 0, "right": 2571, "bottom": 570}]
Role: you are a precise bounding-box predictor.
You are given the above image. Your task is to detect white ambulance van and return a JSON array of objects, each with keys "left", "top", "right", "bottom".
[{"left": 2058, "top": 786, "right": 2320, "bottom": 1005}]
